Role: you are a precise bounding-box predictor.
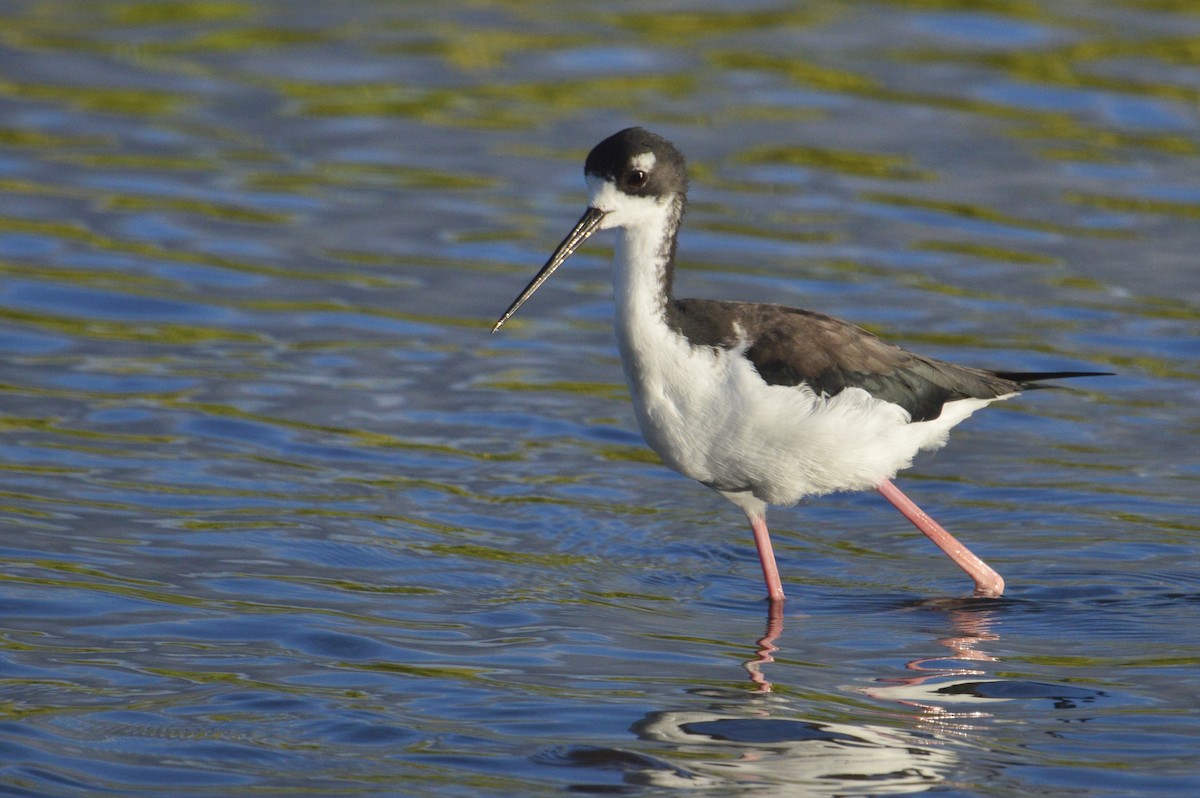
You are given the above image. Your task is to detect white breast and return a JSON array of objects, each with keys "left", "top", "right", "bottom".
[{"left": 608, "top": 214, "right": 1001, "bottom": 506}]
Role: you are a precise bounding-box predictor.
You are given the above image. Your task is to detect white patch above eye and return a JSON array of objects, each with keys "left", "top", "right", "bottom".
[{"left": 631, "top": 152, "right": 657, "bottom": 173}]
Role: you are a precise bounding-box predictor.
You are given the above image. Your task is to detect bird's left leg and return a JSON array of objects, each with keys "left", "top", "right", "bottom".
[{"left": 877, "top": 479, "right": 1005, "bottom": 598}]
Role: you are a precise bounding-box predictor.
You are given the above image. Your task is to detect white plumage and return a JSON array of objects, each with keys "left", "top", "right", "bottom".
[{"left": 493, "top": 127, "right": 1108, "bottom": 604}]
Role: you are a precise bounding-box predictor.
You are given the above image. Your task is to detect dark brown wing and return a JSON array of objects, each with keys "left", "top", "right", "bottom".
[{"left": 668, "top": 299, "right": 1086, "bottom": 422}]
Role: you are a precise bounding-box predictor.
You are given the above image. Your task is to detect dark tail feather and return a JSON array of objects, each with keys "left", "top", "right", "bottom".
[{"left": 993, "top": 370, "right": 1114, "bottom": 389}]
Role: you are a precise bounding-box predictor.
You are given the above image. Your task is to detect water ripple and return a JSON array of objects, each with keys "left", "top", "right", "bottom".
[{"left": 0, "top": 1, "right": 1195, "bottom": 796}]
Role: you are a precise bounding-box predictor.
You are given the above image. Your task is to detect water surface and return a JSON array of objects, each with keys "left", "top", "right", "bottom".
[{"left": 0, "top": 1, "right": 1197, "bottom": 795}]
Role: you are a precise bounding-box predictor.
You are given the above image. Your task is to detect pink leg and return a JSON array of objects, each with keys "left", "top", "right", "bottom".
[
  {"left": 877, "top": 479, "right": 1005, "bottom": 598},
  {"left": 747, "top": 509, "right": 786, "bottom": 604}
]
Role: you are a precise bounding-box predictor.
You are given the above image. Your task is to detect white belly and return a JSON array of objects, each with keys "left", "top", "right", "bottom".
[{"left": 617, "top": 323, "right": 996, "bottom": 506}]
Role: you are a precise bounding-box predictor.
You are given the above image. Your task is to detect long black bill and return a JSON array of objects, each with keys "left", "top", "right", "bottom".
[{"left": 491, "top": 206, "right": 608, "bottom": 333}]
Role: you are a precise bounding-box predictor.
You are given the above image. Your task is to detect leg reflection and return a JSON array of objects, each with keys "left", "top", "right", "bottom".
[
  {"left": 744, "top": 600, "right": 784, "bottom": 692},
  {"left": 867, "top": 602, "right": 1004, "bottom": 727}
]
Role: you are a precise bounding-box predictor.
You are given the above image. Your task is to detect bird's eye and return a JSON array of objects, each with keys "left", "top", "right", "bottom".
[{"left": 627, "top": 169, "right": 647, "bottom": 187}]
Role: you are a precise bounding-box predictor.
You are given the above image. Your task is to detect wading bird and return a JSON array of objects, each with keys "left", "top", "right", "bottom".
[{"left": 493, "top": 128, "right": 1108, "bottom": 605}]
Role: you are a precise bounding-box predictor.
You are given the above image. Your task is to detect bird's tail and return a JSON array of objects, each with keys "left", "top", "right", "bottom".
[{"left": 993, "top": 370, "right": 1114, "bottom": 389}]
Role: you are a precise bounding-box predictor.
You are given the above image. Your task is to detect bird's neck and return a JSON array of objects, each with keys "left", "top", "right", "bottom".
[
  {"left": 612, "top": 195, "right": 683, "bottom": 332},
  {"left": 610, "top": 196, "right": 688, "bottom": 402}
]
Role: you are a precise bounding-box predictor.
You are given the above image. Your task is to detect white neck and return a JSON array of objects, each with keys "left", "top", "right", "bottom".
[
  {"left": 611, "top": 195, "right": 680, "bottom": 339},
  {"left": 607, "top": 195, "right": 690, "bottom": 412}
]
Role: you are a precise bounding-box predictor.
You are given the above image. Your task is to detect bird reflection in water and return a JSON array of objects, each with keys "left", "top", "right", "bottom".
[
  {"left": 543, "top": 605, "right": 1104, "bottom": 793},
  {"left": 631, "top": 696, "right": 958, "bottom": 794},
  {"left": 863, "top": 599, "right": 1105, "bottom": 722},
  {"left": 747, "top": 599, "right": 1010, "bottom": 724},
  {"left": 635, "top": 602, "right": 1014, "bottom": 792},
  {"left": 864, "top": 600, "right": 1005, "bottom": 730},
  {"left": 613, "top": 605, "right": 986, "bottom": 794}
]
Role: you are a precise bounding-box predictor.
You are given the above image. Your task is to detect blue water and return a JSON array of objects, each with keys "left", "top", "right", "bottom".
[{"left": 0, "top": 2, "right": 1197, "bottom": 795}]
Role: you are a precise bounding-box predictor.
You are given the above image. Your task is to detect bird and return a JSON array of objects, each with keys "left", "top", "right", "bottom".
[{"left": 491, "top": 127, "right": 1109, "bottom": 605}]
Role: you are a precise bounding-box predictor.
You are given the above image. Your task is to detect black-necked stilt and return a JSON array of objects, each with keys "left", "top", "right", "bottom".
[{"left": 493, "top": 127, "right": 1109, "bottom": 605}]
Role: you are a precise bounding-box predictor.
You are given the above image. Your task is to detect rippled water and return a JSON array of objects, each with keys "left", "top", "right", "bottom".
[{"left": 1, "top": 1, "right": 1197, "bottom": 795}]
